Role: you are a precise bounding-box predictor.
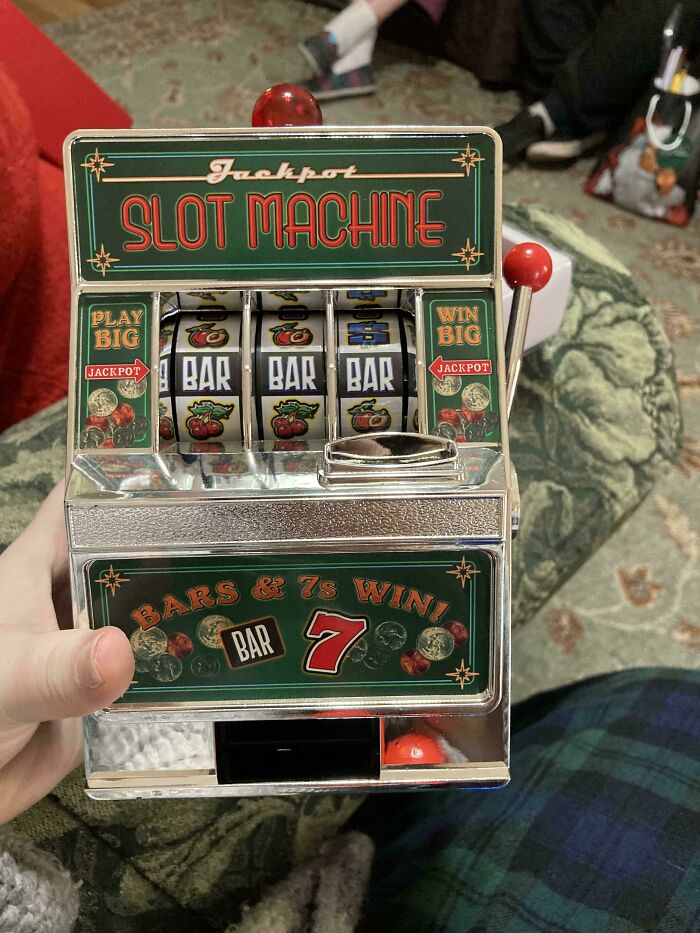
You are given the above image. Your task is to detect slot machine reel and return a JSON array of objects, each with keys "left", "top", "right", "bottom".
[{"left": 159, "top": 295, "right": 417, "bottom": 452}]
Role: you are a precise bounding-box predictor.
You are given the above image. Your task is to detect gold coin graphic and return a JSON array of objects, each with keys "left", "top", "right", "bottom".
[
  {"left": 416, "top": 626, "right": 455, "bottom": 661},
  {"left": 87, "top": 388, "right": 118, "bottom": 417},
  {"left": 461, "top": 383, "right": 490, "bottom": 412},
  {"left": 130, "top": 627, "right": 168, "bottom": 660},
  {"left": 197, "top": 614, "right": 232, "bottom": 649}
]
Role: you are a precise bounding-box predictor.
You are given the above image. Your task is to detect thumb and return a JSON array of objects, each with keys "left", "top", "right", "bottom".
[{"left": 0, "top": 626, "right": 135, "bottom": 724}]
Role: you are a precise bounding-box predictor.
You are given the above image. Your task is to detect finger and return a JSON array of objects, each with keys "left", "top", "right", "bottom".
[
  {"left": 0, "top": 626, "right": 134, "bottom": 724},
  {"left": 0, "top": 718, "right": 82, "bottom": 825},
  {"left": 4, "top": 482, "right": 67, "bottom": 572},
  {"left": 0, "top": 484, "right": 68, "bottom": 617}
]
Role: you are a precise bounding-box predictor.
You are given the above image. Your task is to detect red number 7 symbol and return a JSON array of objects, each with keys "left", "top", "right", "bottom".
[{"left": 303, "top": 609, "right": 368, "bottom": 675}]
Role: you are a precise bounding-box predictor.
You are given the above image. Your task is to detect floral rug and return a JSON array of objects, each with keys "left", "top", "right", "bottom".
[{"left": 44, "top": 0, "right": 700, "bottom": 701}]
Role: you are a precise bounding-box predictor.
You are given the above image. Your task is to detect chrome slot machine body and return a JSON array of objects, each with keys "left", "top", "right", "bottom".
[{"left": 64, "top": 125, "right": 541, "bottom": 799}]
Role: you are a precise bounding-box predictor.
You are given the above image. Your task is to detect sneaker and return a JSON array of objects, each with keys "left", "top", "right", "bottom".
[
  {"left": 495, "top": 110, "right": 547, "bottom": 166},
  {"left": 300, "top": 66, "right": 377, "bottom": 101},
  {"left": 298, "top": 32, "right": 340, "bottom": 75},
  {"left": 526, "top": 132, "right": 606, "bottom": 163}
]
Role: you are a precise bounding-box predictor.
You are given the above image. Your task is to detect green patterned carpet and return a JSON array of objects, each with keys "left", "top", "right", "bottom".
[{"left": 44, "top": 0, "right": 700, "bottom": 700}]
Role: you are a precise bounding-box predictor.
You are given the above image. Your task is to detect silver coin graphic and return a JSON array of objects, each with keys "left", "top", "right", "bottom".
[
  {"left": 191, "top": 654, "right": 221, "bottom": 678},
  {"left": 79, "top": 427, "right": 105, "bottom": 448},
  {"left": 416, "top": 626, "right": 455, "bottom": 661},
  {"left": 432, "top": 374, "right": 462, "bottom": 397},
  {"left": 348, "top": 639, "right": 368, "bottom": 662},
  {"left": 461, "top": 383, "right": 490, "bottom": 412},
  {"left": 87, "top": 388, "right": 118, "bottom": 417},
  {"left": 375, "top": 621, "right": 407, "bottom": 651},
  {"left": 151, "top": 654, "right": 183, "bottom": 683},
  {"left": 130, "top": 626, "right": 168, "bottom": 660},
  {"left": 133, "top": 655, "right": 152, "bottom": 674},
  {"left": 363, "top": 647, "right": 389, "bottom": 670},
  {"left": 118, "top": 377, "right": 147, "bottom": 399},
  {"left": 197, "top": 614, "right": 232, "bottom": 649}
]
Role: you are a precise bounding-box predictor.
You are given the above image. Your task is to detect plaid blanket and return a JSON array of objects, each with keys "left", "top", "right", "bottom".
[{"left": 357, "top": 668, "right": 700, "bottom": 932}]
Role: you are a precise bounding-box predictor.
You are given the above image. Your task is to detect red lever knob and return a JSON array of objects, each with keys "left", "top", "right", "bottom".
[
  {"left": 251, "top": 84, "right": 323, "bottom": 128},
  {"left": 503, "top": 242, "right": 552, "bottom": 293}
]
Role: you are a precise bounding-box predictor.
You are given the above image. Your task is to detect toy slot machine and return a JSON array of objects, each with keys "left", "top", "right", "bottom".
[{"left": 64, "top": 94, "right": 551, "bottom": 798}]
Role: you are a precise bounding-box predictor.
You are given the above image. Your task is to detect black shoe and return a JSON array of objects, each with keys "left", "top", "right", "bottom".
[{"left": 495, "top": 110, "right": 546, "bottom": 166}]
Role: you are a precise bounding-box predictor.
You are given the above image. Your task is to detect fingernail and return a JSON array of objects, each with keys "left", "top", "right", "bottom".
[{"left": 77, "top": 632, "right": 107, "bottom": 689}]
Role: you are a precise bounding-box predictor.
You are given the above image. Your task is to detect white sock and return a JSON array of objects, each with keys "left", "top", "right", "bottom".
[
  {"left": 325, "top": 0, "right": 378, "bottom": 58},
  {"left": 528, "top": 101, "right": 556, "bottom": 138},
  {"left": 332, "top": 32, "right": 377, "bottom": 73}
]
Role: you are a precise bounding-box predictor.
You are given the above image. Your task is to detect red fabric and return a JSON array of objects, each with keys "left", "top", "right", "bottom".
[
  {"left": 0, "top": 8, "right": 132, "bottom": 431},
  {"left": 0, "top": 64, "right": 37, "bottom": 288},
  {"left": 0, "top": 68, "right": 69, "bottom": 430},
  {"left": 0, "top": 159, "right": 70, "bottom": 429},
  {"left": 0, "top": 0, "right": 131, "bottom": 167}
]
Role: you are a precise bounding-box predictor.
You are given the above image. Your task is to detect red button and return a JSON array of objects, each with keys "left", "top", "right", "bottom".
[{"left": 384, "top": 732, "right": 447, "bottom": 765}]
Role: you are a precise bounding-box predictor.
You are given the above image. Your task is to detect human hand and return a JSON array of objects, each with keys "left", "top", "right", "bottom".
[{"left": 0, "top": 484, "right": 134, "bottom": 823}]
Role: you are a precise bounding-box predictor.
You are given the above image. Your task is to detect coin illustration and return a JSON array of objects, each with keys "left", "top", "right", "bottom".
[
  {"left": 79, "top": 427, "right": 105, "bottom": 448},
  {"left": 132, "top": 415, "right": 149, "bottom": 438},
  {"left": 432, "top": 374, "right": 462, "bottom": 397},
  {"left": 118, "top": 377, "right": 147, "bottom": 399},
  {"left": 87, "top": 388, "right": 118, "bottom": 418},
  {"left": 151, "top": 654, "right": 183, "bottom": 683},
  {"left": 133, "top": 656, "right": 152, "bottom": 674},
  {"left": 416, "top": 626, "right": 455, "bottom": 661},
  {"left": 191, "top": 654, "right": 221, "bottom": 678},
  {"left": 465, "top": 422, "right": 486, "bottom": 443},
  {"left": 197, "top": 614, "right": 232, "bottom": 648},
  {"left": 461, "top": 383, "right": 490, "bottom": 412},
  {"left": 130, "top": 626, "right": 168, "bottom": 660},
  {"left": 167, "top": 632, "right": 194, "bottom": 659},
  {"left": 483, "top": 410, "right": 499, "bottom": 433},
  {"left": 435, "top": 421, "right": 457, "bottom": 440},
  {"left": 363, "top": 647, "right": 389, "bottom": 670},
  {"left": 375, "top": 621, "right": 407, "bottom": 651},
  {"left": 348, "top": 639, "right": 368, "bottom": 662},
  {"left": 113, "top": 426, "right": 136, "bottom": 447}
]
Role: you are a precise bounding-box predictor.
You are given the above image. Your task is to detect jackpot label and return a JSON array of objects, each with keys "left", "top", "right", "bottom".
[{"left": 86, "top": 550, "right": 495, "bottom": 707}]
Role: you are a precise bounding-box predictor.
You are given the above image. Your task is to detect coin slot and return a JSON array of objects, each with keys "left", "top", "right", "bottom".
[{"left": 214, "top": 717, "right": 381, "bottom": 783}]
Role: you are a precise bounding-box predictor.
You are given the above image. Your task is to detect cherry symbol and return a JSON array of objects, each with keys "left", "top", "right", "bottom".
[
  {"left": 503, "top": 242, "right": 553, "bottom": 292},
  {"left": 251, "top": 84, "right": 323, "bottom": 128}
]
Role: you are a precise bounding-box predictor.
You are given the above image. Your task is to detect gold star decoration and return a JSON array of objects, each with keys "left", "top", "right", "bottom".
[
  {"left": 452, "top": 239, "right": 484, "bottom": 271},
  {"left": 80, "top": 147, "right": 114, "bottom": 182},
  {"left": 447, "top": 556, "right": 481, "bottom": 589},
  {"left": 451, "top": 145, "right": 485, "bottom": 177},
  {"left": 446, "top": 659, "right": 479, "bottom": 690},
  {"left": 87, "top": 244, "right": 120, "bottom": 277},
  {"left": 96, "top": 564, "right": 130, "bottom": 597}
]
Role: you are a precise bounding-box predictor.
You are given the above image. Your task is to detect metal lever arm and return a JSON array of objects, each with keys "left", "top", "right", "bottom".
[{"left": 503, "top": 243, "right": 553, "bottom": 418}]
